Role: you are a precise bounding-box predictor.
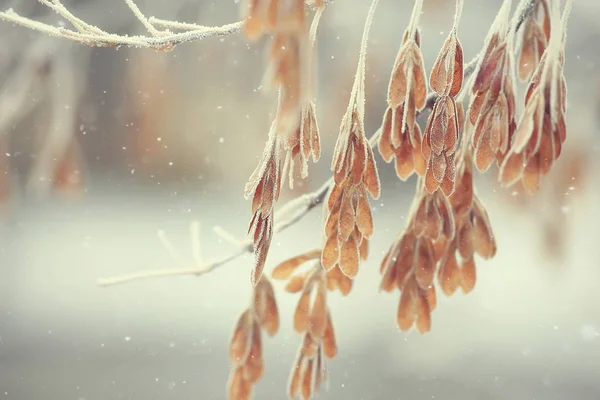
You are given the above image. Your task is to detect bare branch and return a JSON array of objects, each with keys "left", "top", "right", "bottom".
[{"left": 0, "top": 1, "right": 333, "bottom": 51}]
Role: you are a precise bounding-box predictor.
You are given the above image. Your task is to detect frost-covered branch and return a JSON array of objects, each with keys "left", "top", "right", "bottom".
[{"left": 0, "top": 0, "right": 333, "bottom": 50}]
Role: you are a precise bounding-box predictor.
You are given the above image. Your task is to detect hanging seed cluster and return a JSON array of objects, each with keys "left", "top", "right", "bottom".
[
  {"left": 241, "top": 2, "right": 325, "bottom": 288},
  {"left": 468, "top": 0, "right": 517, "bottom": 173},
  {"left": 228, "top": 278, "right": 279, "bottom": 400},
  {"left": 270, "top": 247, "right": 349, "bottom": 399}
]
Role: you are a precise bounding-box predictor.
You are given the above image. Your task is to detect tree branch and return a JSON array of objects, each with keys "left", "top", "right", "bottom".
[{"left": 0, "top": 0, "right": 333, "bottom": 51}]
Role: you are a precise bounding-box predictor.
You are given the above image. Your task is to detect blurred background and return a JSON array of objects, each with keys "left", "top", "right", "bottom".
[{"left": 0, "top": 0, "right": 599, "bottom": 399}]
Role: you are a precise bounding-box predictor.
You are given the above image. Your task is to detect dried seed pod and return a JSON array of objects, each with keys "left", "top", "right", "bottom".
[
  {"left": 421, "top": 10, "right": 465, "bottom": 197},
  {"left": 289, "top": 270, "right": 331, "bottom": 338},
  {"left": 297, "top": 101, "right": 321, "bottom": 178},
  {"left": 436, "top": 156, "right": 497, "bottom": 298},
  {"left": 467, "top": 1, "right": 516, "bottom": 172},
  {"left": 429, "top": 31, "right": 463, "bottom": 97},
  {"left": 272, "top": 247, "right": 354, "bottom": 297},
  {"left": 470, "top": 197, "right": 497, "bottom": 260},
  {"left": 499, "top": 45, "right": 568, "bottom": 192},
  {"left": 287, "top": 340, "right": 328, "bottom": 400},
  {"left": 332, "top": 109, "right": 380, "bottom": 197},
  {"left": 422, "top": 95, "right": 461, "bottom": 195},
  {"left": 411, "top": 190, "right": 455, "bottom": 241},
  {"left": 230, "top": 310, "right": 254, "bottom": 365},
  {"left": 287, "top": 306, "right": 335, "bottom": 399},
  {"left": 379, "top": 103, "right": 427, "bottom": 181},
  {"left": 325, "top": 0, "right": 380, "bottom": 280},
  {"left": 388, "top": 28, "right": 427, "bottom": 110},
  {"left": 227, "top": 281, "right": 280, "bottom": 399},
  {"left": 245, "top": 131, "right": 283, "bottom": 287},
  {"left": 242, "top": 321, "right": 264, "bottom": 382},
  {"left": 379, "top": 188, "right": 453, "bottom": 334},
  {"left": 500, "top": 1, "right": 571, "bottom": 190},
  {"left": 279, "top": 8, "right": 325, "bottom": 188},
  {"left": 515, "top": 0, "right": 551, "bottom": 82},
  {"left": 397, "top": 275, "right": 434, "bottom": 334},
  {"left": 227, "top": 366, "right": 253, "bottom": 400},
  {"left": 448, "top": 152, "right": 474, "bottom": 220},
  {"left": 437, "top": 242, "right": 461, "bottom": 296},
  {"left": 378, "top": 22, "right": 428, "bottom": 182},
  {"left": 253, "top": 278, "right": 280, "bottom": 336},
  {"left": 272, "top": 249, "right": 322, "bottom": 279},
  {"left": 325, "top": 265, "right": 354, "bottom": 296},
  {"left": 379, "top": 230, "right": 415, "bottom": 292},
  {"left": 322, "top": 181, "right": 375, "bottom": 278}
]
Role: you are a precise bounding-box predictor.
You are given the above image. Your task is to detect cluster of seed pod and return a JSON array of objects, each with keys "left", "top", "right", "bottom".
[
  {"left": 322, "top": 173, "right": 375, "bottom": 279},
  {"left": 380, "top": 154, "right": 496, "bottom": 332},
  {"left": 242, "top": 3, "right": 326, "bottom": 287},
  {"left": 378, "top": 0, "right": 427, "bottom": 181},
  {"left": 468, "top": 0, "right": 517, "bottom": 173},
  {"left": 271, "top": 248, "right": 347, "bottom": 399},
  {"left": 379, "top": 184, "right": 454, "bottom": 333},
  {"left": 378, "top": 0, "right": 496, "bottom": 333},
  {"left": 228, "top": 278, "right": 279, "bottom": 400},
  {"left": 280, "top": 100, "right": 322, "bottom": 190},
  {"left": 325, "top": 0, "right": 381, "bottom": 280},
  {"left": 499, "top": 0, "right": 569, "bottom": 192},
  {"left": 421, "top": 24, "right": 464, "bottom": 195},
  {"left": 437, "top": 152, "right": 497, "bottom": 296}
]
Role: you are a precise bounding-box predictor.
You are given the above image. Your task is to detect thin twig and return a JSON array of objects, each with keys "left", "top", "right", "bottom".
[{"left": 97, "top": 247, "right": 249, "bottom": 287}]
